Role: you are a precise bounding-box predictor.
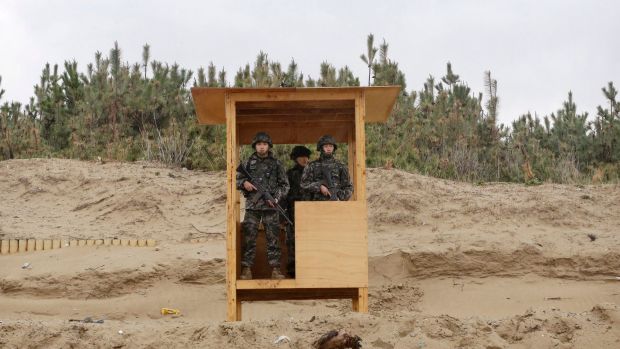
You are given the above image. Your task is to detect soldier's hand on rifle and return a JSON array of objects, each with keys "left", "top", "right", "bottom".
[
  {"left": 266, "top": 199, "right": 276, "bottom": 208},
  {"left": 320, "top": 184, "right": 331, "bottom": 197},
  {"left": 243, "top": 181, "right": 257, "bottom": 192}
]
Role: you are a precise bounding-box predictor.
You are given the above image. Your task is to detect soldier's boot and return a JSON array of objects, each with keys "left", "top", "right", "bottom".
[
  {"left": 240, "top": 267, "right": 252, "bottom": 280},
  {"left": 271, "top": 267, "right": 285, "bottom": 279}
]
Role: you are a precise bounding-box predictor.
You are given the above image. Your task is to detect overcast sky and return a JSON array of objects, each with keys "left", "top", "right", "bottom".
[{"left": 0, "top": 0, "right": 618, "bottom": 125}]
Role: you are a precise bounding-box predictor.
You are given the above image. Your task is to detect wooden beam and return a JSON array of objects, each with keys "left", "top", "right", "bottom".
[
  {"left": 352, "top": 287, "right": 369, "bottom": 313},
  {"left": 354, "top": 91, "right": 367, "bottom": 202},
  {"left": 231, "top": 91, "right": 358, "bottom": 103},
  {"left": 237, "top": 288, "right": 358, "bottom": 302},
  {"left": 238, "top": 125, "right": 351, "bottom": 145},
  {"left": 236, "top": 100, "right": 355, "bottom": 110},
  {"left": 225, "top": 92, "right": 240, "bottom": 322},
  {"left": 237, "top": 279, "right": 297, "bottom": 290},
  {"left": 236, "top": 114, "right": 353, "bottom": 124}
]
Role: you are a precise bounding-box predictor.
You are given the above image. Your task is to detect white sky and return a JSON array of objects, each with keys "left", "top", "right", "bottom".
[{"left": 0, "top": 0, "right": 618, "bottom": 125}]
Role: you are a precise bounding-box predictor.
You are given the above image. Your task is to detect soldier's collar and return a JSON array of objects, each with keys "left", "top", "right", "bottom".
[
  {"left": 252, "top": 151, "right": 273, "bottom": 159},
  {"left": 319, "top": 153, "right": 335, "bottom": 161}
]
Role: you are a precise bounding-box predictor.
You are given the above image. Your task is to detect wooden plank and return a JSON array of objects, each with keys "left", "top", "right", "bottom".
[
  {"left": 226, "top": 91, "right": 240, "bottom": 322},
  {"left": 355, "top": 91, "right": 367, "bottom": 203},
  {"left": 236, "top": 100, "right": 355, "bottom": 110},
  {"left": 237, "top": 288, "right": 358, "bottom": 302},
  {"left": 238, "top": 125, "right": 351, "bottom": 145},
  {"left": 353, "top": 287, "right": 369, "bottom": 313},
  {"left": 27, "top": 239, "right": 36, "bottom": 251},
  {"left": 231, "top": 91, "right": 358, "bottom": 103},
  {"left": 237, "top": 279, "right": 297, "bottom": 290},
  {"left": 365, "top": 86, "right": 400, "bottom": 123},
  {"left": 295, "top": 201, "right": 368, "bottom": 288},
  {"left": 237, "top": 109, "right": 354, "bottom": 118},
  {"left": 236, "top": 114, "right": 353, "bottom": 124}
]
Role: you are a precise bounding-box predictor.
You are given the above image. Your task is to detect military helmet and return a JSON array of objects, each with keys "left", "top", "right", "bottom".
[
  {"left": 290, "top": 145, "right": 312, "bottom": 160},
  {"left": 316, "top": 134, "right": 338, "bottom": 152},
  {"left": 251, "top": 132, "right": 273, "bottom": 149}
]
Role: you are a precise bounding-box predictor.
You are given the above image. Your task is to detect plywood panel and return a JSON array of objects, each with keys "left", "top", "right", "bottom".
[
  {"left": 238, "top": 124, "right": 351, "bottom": 145},
  {"left": 295, "top": 201, "right": 368, "bottom": 288}
]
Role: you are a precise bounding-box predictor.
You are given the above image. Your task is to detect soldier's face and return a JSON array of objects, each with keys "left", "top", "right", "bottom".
[
  {"left": 255, "top": 142, "right": 269, "bottom": 156},
  {"left": 322, "top": 144, "right": 334, "bottom": 155},
  {"left": 296, "top": 156, "right": 309, "bottom": 167}
]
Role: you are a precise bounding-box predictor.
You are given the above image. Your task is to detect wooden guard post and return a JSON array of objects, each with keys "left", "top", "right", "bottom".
[{"left": 191, "top": 87, "right": 400, "bottom": 321}]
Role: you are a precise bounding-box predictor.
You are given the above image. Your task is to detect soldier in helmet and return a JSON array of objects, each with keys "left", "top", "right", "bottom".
[
  {"left": 301, "top": 135, "right": 353, "bottom": 201},
  {"left": 283, "top": 145, "right": 312, "bottom": 277},
  {"left": 236, "top": 132, "right": 289, "bottom": 280}
]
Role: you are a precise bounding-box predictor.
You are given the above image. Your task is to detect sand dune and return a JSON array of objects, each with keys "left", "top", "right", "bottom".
[{"left": 0, "top": 158, "right": 619, "bottom": 348}]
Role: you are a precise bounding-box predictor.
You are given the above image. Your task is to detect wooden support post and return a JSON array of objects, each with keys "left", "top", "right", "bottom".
[
  {"left": 352, "top": 287, "right": 369, "bottom": 313},
  {"left": 43, "top": 240, "right": 52, "bottom": 250},
  {"left": 146, "top": 239, "right": 157, "bottom": 247},
  {"left": 137, "top": 239, "right": 146, "bottom": 247},
  {"left": 226, "top": 92, "right": 241, "bottom": 322},
  {"left": 35, "top": 240, "right": 44, "bottom": 251},
  {"left": 103, "top": 239, "right": 111, "bottom": 246},
  {"left": 95, "top": 239, "right": 104, "bottom": 246},
  {"left": 52, "top": 240, "right": 61, "bottom": 249},
  {"left": 112, "top": 239, "right": 121, "bottom": 246},
  {"left": 27, "top": 239, "right": 36, "bottom": 251}
]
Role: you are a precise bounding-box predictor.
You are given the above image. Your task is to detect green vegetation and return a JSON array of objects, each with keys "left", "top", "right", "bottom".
[{"left": 0, "top": 35, "right": 618, "bottom": 183}]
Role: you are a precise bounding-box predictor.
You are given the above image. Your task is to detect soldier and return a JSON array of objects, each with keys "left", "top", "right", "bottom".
[
  {"left": 284, "top": 145, "right": 312, "bottom": 277},
  {"left": 236, "top": 132, "right": 289, "bottom": 280},
  {"left": 301, "top": 135, "right": 353, "bottom": 201}
]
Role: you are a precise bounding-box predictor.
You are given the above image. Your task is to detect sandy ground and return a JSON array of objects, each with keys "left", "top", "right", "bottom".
[{"left": 0, "top": 158, "right": 619, "bottom": 348}]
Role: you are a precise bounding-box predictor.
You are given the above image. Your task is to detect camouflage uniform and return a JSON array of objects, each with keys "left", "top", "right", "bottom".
[
  {"left": 237, "top": 151, "right": 289, "bottom": 268},
  {"left": 301, "top": 136, "right": 353, "bottom": 201},
  {"left": 285, "top": 156, "right": 312, "bottom": 276}
]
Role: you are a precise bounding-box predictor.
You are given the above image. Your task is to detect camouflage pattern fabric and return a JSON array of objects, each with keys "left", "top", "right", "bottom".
[
  {"left": 236, "top": 151, "right": 289, "bottom": 210},
  {"left": 241, "top": 210, "right": 281, "bottom": 267},
  {"left": 283, "top": 164, "right": 310, "bottom": 276},
  {"left": 300, "top": 153, "right": 353, "bottom": 201}
]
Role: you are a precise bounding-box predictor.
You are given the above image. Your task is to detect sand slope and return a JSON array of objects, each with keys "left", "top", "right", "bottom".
[{"left": 0, "top": 158, "right": 619, "bottom": 348}]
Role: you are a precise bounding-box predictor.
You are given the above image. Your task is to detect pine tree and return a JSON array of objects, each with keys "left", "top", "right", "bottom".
[{"left": 360, "top": 33, "right": 378, "bottom": 86}]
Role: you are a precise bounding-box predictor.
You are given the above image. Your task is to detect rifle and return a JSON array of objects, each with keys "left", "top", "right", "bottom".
[
  {"left": 237, "top": 163, "right": 294, "bottom": 226},
  {"left": 321, "top": 165, "right": 339, "bottom": 201}
]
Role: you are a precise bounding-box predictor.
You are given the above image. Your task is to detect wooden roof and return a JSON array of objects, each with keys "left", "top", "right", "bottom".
[{"left": 191, "top": 86, "right": 401, "bottom": 125}]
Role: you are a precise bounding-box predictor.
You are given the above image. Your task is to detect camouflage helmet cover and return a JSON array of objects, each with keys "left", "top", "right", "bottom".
[
  {"left": 316, "top": 135, "right": 338, "bottom": 152},
  {"left": 290, "top": 145, "right": 312, "bottom": 160},
  {"left": 251, "top": 131, "right": 273, "bottom": 149}
]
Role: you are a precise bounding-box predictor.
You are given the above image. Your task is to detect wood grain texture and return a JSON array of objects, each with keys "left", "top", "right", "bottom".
[
  {"left": 295, "top": 201, "right": 368, "bottom": 288},
  {"left": 192, "top": 86, "right": 399, "bottom": 125}
]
